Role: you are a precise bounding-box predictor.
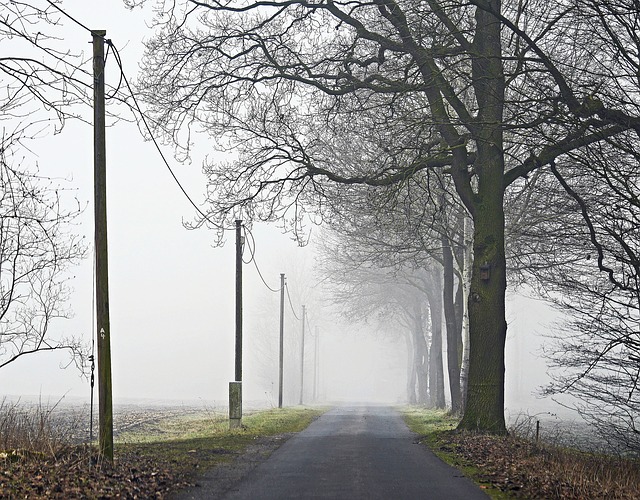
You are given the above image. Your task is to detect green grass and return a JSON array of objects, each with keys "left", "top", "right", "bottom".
[
  {"left": 401, "top": 406, "right": 459, "bottom": 440},
  {"left": 115, "top": 407, "right": 327, "bottom": 477},
  {"left": 400, "top": 406, "right": 506, "bottom": 499},
  {"left": 400, "top": 406, "right": 463, "bottom": 465}
]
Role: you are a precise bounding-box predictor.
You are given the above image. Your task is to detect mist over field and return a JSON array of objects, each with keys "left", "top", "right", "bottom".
[{"left": 0, "top": 230, "right": 563, "bottom": 420}]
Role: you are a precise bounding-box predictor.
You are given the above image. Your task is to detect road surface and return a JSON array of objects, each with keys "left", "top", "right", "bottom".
[{"left": 178, "top": 405, "right": 488, "bottom": 499}]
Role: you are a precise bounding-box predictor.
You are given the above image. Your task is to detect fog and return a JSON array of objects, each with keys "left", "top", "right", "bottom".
[{"left": 1, "top": 0, "right": 571, "bottom": 425}]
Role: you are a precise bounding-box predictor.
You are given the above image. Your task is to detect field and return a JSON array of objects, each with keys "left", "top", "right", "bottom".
[{"left": 0, "top": 397, "right": 325, "bottom": 498}]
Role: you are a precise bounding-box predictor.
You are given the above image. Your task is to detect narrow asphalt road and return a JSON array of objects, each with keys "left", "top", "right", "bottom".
[{"left": 180, "top": 405, "right": 489, "bottom": 499}]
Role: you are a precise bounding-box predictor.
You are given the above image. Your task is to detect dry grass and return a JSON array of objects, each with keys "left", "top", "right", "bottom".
[
  {"left": 537, "top": 446, "right": 640, "bottom": 499},
  {"left": 404, "top": 406, "right": 640, "bottom": 499},
  {"left": 0, "top": 400, "right": 325, "bottom": 498},
  {"left": 0, "top": 398, "right": 81, "bottom": 458},
  {"left": 437, "top": 430, "right": 640, "bottom": 499}
]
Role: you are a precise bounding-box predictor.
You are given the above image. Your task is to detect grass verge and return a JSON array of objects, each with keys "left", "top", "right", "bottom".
[
  {"left": 401, "top": 406, "right": 505, "bottom": 498},
  {"left": 117, "top": 406, "right": 326, "bottom": 478},
  {"left": 402, "top": 406, "right": 640, "bottom": 499},
  {"left": 0, "top": 403, "right": 326, "bottom": 498}
]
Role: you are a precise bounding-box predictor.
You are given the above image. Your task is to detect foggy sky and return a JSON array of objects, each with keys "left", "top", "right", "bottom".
[{"left": 0, "top": 0, "right": 568, "bottom": 418}]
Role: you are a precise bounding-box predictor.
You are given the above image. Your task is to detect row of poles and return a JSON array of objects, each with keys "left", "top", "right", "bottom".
[
  {"left": 92, "top": 30, "right": 320, "bottom": 461},
  {"left": 232, "top": 220, "right": 321, "bottom": 428}
]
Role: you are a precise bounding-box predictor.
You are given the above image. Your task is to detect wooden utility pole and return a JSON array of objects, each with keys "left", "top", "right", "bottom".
[
  {"left": 278, "top": 273, "right": 285, "bottom": 408},
  {"left": 299, "top": 305, "right": 306, "bottom": 405},
  {"left": 92, "top": 30, "right": 113, "bottom": 462},
  {"left": 229, "top": 220, "right": 243, "bottom": 428},
  {"left": 235, "top": 220, "right": 243, "bottom": 383}
]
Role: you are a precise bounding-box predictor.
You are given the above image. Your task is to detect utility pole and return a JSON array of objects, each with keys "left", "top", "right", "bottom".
[
  {"left": 299, "top": 305, "right": 306, "bottom": 405},
  {"left": 93, "top": 30, "right": 113, "bottom": 463},
  {"left": 235, "top": 220, "right": 243, "bottom": 382},
  {"left": 278, "top": 273, "right": 285, "bottom": 408},
  {"left": 313, "top": 326, "right": 319, "bottom": 402},
  {"left": 229, "top": 220, "right": 243, "bottom": 428}
]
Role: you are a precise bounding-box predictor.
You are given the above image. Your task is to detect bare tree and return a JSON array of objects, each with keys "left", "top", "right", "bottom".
[
  {"left": 133, "top": 0, "right": 640, "bottom": 433},
  {"left": 0, "top": 1, "right": 91, "bottom": 371},
  {"left": 490, "top": 0, "right": 640, "bottom": 450},
  {"left": 314, "top": 176, "right": 453, "bottom": 406},
  {"left": 0, "top": 136, "right": 86, "bottom": 369},
  {"left": 506, "top": 137, "right": 640, "bottom": 453},
  {"left": 317, "top": 236, "right": 436, "bottom": 405},
  {"left": 315, "top": 175, "right": 464, "bottom": 409},
  {"left": 1, "top": 1, "right": 91, "bottom": 133}
]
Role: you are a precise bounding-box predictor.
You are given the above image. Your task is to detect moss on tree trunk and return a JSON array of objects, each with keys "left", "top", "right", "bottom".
[
  {"left": 457, "top": 0, "right": 508, "bottom": 433},
  {"left": 458, "top": 191, "right": 507, "bottom": 433}
]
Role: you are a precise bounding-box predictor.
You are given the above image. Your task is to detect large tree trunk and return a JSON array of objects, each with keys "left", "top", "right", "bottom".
[
  {"left": 426, "top": 271, "right": 446, "bottom": 409},
  {"left": 455, "top": 277, "right": 464, "bottom": 374},
  {"left": 459, "top": 196, "right": 507, "bottom": 432},
  {"left": 457, "top": 1, "right": 507, "bottom": 433},
  {"left": 459, "top": 216, "right": 473, "bottom": 410},
  {"left": 413, "top": 304, "right": 430, "bottom": 404},
  {"left": 405, "top": 330, "right": 417, "bottom": 404},
  {"left": 442, "top": 235, "right": 462, "bottom": 413}
]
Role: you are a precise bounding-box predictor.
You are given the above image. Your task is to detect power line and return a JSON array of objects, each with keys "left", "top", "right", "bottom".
[
  {"left": 42, "top": 3, "right": 301, "bottom": 323},
  {"left": 103, "top": 44, "right": 124, "bottom": 101},
  {"left": 107, "top": 40, "right": 232, "bottom": 231},
  {"left": 242, "top": 225, "right": 255, "bottom": 265},
  {"left": 242, "top": 225, "right": 281, "bottom": 293},
  {"left": 42, "top": 1, "right": 227, "bottom": 232},
  {"left": 43, "top": 1, "right": 238, "bottom": 233},
  {"left": 242, "top": 224, "right": 303, "bottom": 313},
  {"left": 306, "top": 313, "right": 313, "bottom": 337},
  {"left": 285, "top": 282, "right": 301, "bottom": 321},
  {"left": 46, "top": 0, "right": 93, "bottom": 34}
]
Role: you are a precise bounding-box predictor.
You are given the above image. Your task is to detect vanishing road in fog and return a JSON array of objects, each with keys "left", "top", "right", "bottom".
[{"left": 178, "top": 405, "right": 488, "bottom": 499}]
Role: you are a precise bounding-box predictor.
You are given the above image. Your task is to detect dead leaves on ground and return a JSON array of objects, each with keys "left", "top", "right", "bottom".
[
  {"left": 437, "top": 431, "right": 640, "bottom": 499},
  {"left": 4, "top": 430, "right": 640, "bottom": 498},
  {"left": 0, "top": 446, "right": 192, "bottom": 498}
]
